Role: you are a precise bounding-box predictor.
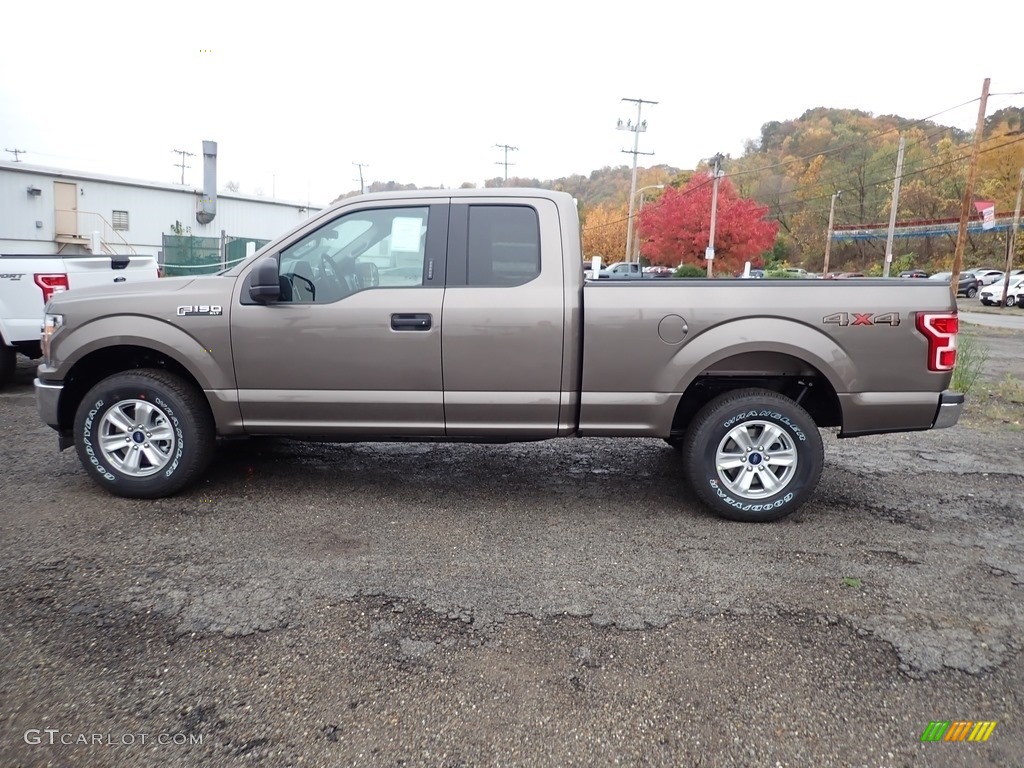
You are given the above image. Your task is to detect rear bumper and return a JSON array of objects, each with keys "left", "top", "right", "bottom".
[
  {"left": 932, "top": 390, "right": 964, "bottom": 429},
  {"left": 838, "top": 389, "right": 963, "bottom": 436},
  {"left": 34, "top": 377, "right": 62, "bottom": 429}
]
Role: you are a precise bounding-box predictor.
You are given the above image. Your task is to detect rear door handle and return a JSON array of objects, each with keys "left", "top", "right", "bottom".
[{"left": 391, "top": 313, "right": 432, "bottom": 331}]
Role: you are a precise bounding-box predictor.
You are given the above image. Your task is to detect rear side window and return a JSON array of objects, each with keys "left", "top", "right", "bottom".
[{"left": 467, "top": 206, "right": 540, "bottom": 287}]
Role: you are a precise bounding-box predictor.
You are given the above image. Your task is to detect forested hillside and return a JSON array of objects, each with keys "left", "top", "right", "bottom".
[{"left": 337, "top": 105, "right": 1024, "bottom": 273}]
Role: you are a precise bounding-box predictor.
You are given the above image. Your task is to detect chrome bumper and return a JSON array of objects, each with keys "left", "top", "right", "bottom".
[
  {"left": 34, "top": 378, "right": 63, "bottom": 429},
  {"left": 932, "top": 390, "right": 964, "bottom": 429}
]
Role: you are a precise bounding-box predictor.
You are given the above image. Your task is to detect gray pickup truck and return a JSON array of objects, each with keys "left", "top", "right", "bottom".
[{"left": 34, "top": 189, "right": 963, "bottom": 521}]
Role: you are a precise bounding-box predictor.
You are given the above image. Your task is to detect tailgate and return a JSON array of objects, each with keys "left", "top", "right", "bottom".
[{"left": 65, "top": 256, "right": 159, "bottom": 291}]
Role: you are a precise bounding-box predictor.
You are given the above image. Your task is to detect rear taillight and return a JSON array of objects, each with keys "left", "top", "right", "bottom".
[
  {"left": 916, "top": 312, "right": 958, "bottom": 372},
  {"left": 34, "top": 274, "right": 70, "bottom": 303}
]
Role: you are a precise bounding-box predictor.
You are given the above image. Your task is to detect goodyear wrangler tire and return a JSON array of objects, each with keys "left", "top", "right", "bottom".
[
  {"left": 73, "top": 368, "right": 214, "bottom": 498},
  {"left": 682, "top": 388, "right": 823, "bottom": 522}
]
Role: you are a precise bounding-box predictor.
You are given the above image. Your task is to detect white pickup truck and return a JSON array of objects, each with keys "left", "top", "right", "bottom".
[{"left": 0, "top": 253, "right": 158, "bottom": 386}]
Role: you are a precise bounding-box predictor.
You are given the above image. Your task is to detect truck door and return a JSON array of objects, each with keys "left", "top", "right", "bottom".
[
  {"left": 231, "top": 201, "right": 449, "bottom": 436},
  {"left": 441, "top": 198, "right": 564, "bottom": 438}
]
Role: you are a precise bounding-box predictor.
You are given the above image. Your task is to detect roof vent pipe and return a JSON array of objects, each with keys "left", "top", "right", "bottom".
[{"left": 196, "top": 140, "right": 217, "bottom": 224}]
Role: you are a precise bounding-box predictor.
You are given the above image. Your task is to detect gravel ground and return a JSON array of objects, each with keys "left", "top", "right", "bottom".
[{"left": 1, "top": 338, "right": 1022, "bottom": 767}]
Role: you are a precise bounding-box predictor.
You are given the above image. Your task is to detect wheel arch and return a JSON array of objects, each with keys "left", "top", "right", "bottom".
[
  {"left": 658, "top": 319, "right": 850, "bottom": 436},
  {"left": 56, "top": 345, "right": 214, "bottom": 436}
]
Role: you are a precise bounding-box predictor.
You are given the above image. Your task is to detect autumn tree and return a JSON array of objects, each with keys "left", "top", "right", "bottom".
[
  {"left": 581, "top": 203, "right": 628, "bottom": 263},
  {"left": 636, "top": 175, "right": 778, "bottom": 274}
]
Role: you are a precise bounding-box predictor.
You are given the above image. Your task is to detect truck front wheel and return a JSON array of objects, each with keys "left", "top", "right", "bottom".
[
  {"left": 73, "top": 369, "right": 214, "bottom": 498},
  {"left": 682, "top": 388, "right": 823, "bottom": 522}
]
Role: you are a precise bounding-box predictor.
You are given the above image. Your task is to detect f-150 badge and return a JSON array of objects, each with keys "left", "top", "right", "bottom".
[{"left": 177, "top": 305, "right": 223, "bottom": 316}]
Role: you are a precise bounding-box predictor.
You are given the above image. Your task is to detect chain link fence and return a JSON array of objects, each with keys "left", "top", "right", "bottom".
[{"left": 160, "top": 235, "right": 271, "bottom": 277}]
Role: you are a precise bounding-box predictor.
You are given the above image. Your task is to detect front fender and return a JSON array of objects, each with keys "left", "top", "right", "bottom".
[{"left": 51, "top": 314, "right": 235, "bottom": 391}]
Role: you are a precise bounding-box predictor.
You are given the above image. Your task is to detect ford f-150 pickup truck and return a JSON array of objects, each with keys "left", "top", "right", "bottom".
[
  {"left": 1, "top": 253, "right": 157, "bottom": 386},
  {"left": 34, "top": 189, "right": 963, "bottom": 521}
]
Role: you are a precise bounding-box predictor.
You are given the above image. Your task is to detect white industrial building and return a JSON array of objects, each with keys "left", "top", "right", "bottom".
[{"left": 0, "top": 144, "right": 322, "bottom": 271}]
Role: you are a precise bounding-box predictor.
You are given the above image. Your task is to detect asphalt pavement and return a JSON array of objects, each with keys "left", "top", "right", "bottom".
[
  {"left": 1, "top": 356, "right": 1022, "bottom": 767},
  {"left": 959, "top": 310, "right": 1024, "bottom": 330}
]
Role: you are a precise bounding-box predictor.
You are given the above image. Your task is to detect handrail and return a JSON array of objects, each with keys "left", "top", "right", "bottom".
[{"left": 54, "top": 209, "right": 138, "bottom": 255}]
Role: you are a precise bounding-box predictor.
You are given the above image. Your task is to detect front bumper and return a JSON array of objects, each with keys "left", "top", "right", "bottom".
[
  {"left": 35, "top": 378, "right": 63, "bottom": 429},
  {"left": 932, "top": 390, "right": 964, "bottom": 429}
]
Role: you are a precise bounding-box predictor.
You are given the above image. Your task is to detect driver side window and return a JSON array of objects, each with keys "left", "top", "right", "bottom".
[{"left": 277, "top": 206, "right": 429, "bottom": 304}]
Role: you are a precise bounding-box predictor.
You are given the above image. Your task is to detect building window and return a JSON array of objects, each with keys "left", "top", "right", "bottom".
[{"left": 112, "top": 210, "right": 129, "bottom": 231}]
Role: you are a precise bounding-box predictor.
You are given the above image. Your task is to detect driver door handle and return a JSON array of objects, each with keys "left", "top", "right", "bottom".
[{"left": 391, "top": 313, "right": 432, "bottom": 331}]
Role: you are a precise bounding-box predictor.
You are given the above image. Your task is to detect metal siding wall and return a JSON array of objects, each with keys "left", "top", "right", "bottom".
[
  {"left": 0, "top": 168, "right": 57, "bottom": 249},
  {"left": 1, "top": 166, "right": 320, "bottom": 256}
]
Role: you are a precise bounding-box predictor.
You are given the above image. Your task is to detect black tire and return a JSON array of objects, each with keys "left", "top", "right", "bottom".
[
  {"left": 73, "top": 368, "right": 214, "bottom": 498},
  {"left": 1006, "top": 295, "right": 1016, "bottom": 307},
  {"left": 0, "top": 344, "right": 15, "bottom": 388},
  {"left": 682, "top": 388, "right": 824, "bottom": 522},
  {"left": 966, "top": 287, "right": 978, "bottom": 298},
  {"left": 664, "top": 437, "right": 684, "bottom": 452}
]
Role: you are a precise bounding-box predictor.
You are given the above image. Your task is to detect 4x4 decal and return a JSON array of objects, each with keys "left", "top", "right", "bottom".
[{"left": 822, "top": 312, "right": 900, "bottom": 327}]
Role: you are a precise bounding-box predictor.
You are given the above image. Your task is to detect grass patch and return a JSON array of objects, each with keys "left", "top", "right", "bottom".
[
  {"left": 972, "top": 374, "right": 1024, "bottom": 428},
  {"left": 952, "top": 332, "right": 988, "bottom": 395}
]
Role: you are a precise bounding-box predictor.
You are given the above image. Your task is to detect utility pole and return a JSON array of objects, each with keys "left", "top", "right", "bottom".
[
  {"left": 823, "top": 190, "right": 842, "bottom": 276},
  {"left": 172, "top": 149, "right": 194, "bottom": 185},
  {"left": 882, "top": 135, "right": 906, "bottom": 278},
  {"left": 618, "top": 97, "right": 658, "bottom": 263},
  {"left": 706, "top": 153, "right": 725, "bottom": 277},
  {"left": 998, "top": 167, "right": 1024, "bottom": 306},
  {"left": 353, "top": 162, "right": 369, "bottom": 194},
  {"left": 4, "top": 148, "right": 26, "bottom": 162},
  {"left": 951, "top": 78, "right": 991, "bottom": 300},
  {"left": 494, "top": 144, "right": 518, "bottom": 182}
]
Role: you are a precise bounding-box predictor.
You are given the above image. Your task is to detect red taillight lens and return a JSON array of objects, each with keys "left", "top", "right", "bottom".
[
  {"left": 34, "top": 274, "right": 70, "bottom": 303},
  {"left": 916, "top": 312, "right": 958, "bottom": 372}
]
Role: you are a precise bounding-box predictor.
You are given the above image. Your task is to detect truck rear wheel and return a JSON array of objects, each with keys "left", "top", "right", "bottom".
[
  {"left": 0, "top": 344, "right": 15, "bottom": 388},
  {"left": 682, "top": 388, "right": 823, "bottom": 522},
  {"left": 73, "top": 368, "right": 214, "bottom": 498}
]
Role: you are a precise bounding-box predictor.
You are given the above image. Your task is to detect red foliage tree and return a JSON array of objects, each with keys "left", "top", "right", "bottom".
[{"left": 636, "top": 175, "right": 779, "bottom": 274}]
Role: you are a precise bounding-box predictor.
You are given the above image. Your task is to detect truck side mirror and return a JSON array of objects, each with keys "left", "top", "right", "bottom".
[{"left": 248, "top": 257, "right": 281, "bottom": 302}]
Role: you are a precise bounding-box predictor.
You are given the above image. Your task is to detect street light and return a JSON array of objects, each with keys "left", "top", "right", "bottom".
[{"left": 632, "top": 184, "right": 665, "bottom": 267}]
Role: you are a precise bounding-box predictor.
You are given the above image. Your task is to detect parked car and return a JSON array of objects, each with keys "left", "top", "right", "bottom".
[
  {"left": 595, "top": 262, "right": 645, "bottom": 279},
  {"left": 966, "top": 269, "right": 1006, "bottom": 286},
  {"left": 1, "top": 253, "right": 158, "bottom": 387},
  {"left": 642, "top": 265, "right": 675, "bottom": 277},
  {"left": 928, "top": 271, "right": 980, "bottom": 298},
  {"left": 824, "top": 272, "right": 865, "bottom": 279},
  {"left": 899, "top": 270, "right": 929, "bottom": 279},
  {"left": 736, "top": 268, "right": 765, "bottom": 279},
  {"left": 980, "top": 275, "right": 1024, "bottom": 306}
]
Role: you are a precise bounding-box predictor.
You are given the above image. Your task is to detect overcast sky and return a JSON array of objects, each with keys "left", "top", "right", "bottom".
[{"left": 1, "top": 1, "right": 1020, "bottom": 207}]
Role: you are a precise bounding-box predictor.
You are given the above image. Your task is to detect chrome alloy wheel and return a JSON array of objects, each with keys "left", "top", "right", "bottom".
[
  {"left": 715, "top": 419, "right": 798, "bottom": 499},
  {"left": 97, "top": 399, "right": 177, "bottom": 477}
]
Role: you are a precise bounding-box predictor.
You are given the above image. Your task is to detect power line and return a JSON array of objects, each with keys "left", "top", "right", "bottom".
[
  {"left": 618, "top": 97, "right": 658, "bottom": 262},
  {"left": 726, "top": 97, "right": 983, "bottom": 184},
  {"left": 494, "top": 144, "right": 518, "bottom": 182},
  {"left": 761, "top": 129, "right": 1024, "bottom": 217},
  {"left": 353, "top": 161, "right": 369, "bottom": 194},
  {"left": 763, "top": 134, "right": 1024, "bottom": 223},
  {"left": 172, "top": 149, "right": 195, "bottom": 185}
]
